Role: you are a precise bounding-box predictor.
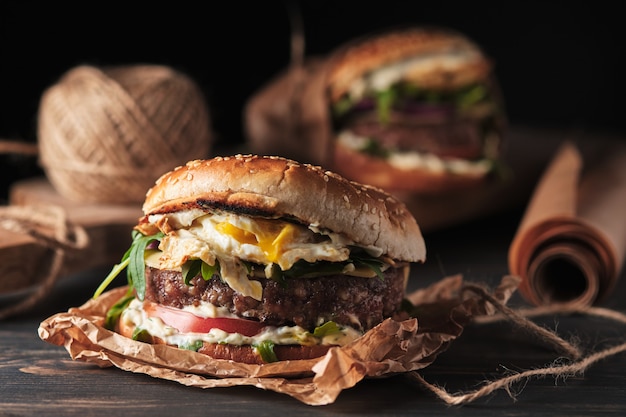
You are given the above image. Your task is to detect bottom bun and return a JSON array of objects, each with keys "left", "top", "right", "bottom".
[
  {"left": 117, "top": 307, "right": 332, "bottom": 364},
  {"left": 332, "top": 141, "right": 488, "bottom": 194},
  {"left": 197, "top": 342, "right": 331, "bottom": 364}
]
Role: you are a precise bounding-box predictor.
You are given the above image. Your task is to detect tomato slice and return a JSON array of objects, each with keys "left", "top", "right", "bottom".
[{"left": 144, "top": 302, "right": 266, "bottom": 337}]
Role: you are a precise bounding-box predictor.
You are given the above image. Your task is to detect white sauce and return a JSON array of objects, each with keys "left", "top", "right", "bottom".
[
  {"left": 121, "top": 298, "right": 362, "bottom": 348},
  {"left": 348, "top": 46, "right": 482, "bottom": 100},
  {"left": 338, "top": 130, "right": 491, "bottom": 176}
]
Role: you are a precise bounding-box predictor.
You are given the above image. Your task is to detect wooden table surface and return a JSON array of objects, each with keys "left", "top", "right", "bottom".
[
  {"left": 2, "top": 126, "right": 626, "bottom": 416},
  {"left": 2, "top": 205, "right": 626, "bottom": 417}
]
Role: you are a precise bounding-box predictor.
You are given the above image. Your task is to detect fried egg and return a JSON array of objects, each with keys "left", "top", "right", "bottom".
[{"left": 145, "top": 210, "right": 363, "bottom": 300}]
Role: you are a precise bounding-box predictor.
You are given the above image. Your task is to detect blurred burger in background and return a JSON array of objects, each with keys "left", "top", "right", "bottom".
[
  {"left": 326, "top": 25, "right": 507, "bottom": 194},
  {"left": 245, "top": 24, "right": 508, "bottom": 231}
]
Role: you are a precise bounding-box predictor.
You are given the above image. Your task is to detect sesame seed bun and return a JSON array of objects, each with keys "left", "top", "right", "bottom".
[
  {"left": 326, "top": 25, "right": 493, "bottom": 102},
  {"left": 142, "top": 154, "right": 425, "bottom": 263}
]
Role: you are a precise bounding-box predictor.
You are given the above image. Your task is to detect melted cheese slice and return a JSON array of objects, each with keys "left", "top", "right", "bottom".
[{"left": 147, "top": 211, "right": 354, "bottom": 300}]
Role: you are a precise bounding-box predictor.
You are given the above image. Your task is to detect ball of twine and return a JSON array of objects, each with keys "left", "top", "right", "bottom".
[{"left": 38, "top": 64, "right": 213, "bottom": 204}]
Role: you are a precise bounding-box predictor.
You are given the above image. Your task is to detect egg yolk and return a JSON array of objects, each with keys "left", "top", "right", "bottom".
[{"left": 215, "top": 220, "right": 299, "bottom": 264}]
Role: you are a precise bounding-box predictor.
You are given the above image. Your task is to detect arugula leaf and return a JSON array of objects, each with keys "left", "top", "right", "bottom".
[
  {"left": 351, "top": 253, "right": 386, "bottom": 280},
  {"left": 127, "top": 231, "right": 164, "bottom": 301},
  {"left": 92, "top": 230, "right": 164, "bottom": 300},
  {"left": 267, "top": 248, "right": 388, "bottom": 283},
  {"left": 201, "top": 261, "right": 219, "bottom": 280},
  {"left": 280, "top": 259, "right": 347, "bottom": 280},
  {"left": 254, "top": 340, "right": 278, "bottom": 363},
  {"left": 182, "top": 260, "right": 202, "bottom": 285},
  {"left": 132, "top": 327, "right": 152, "bottom": 343},
  {"left": 104, "top": 293, "right": 134, "bottom": 330},
  {"left": 93, "top": 256, "right": 130, "bottom": 299},
  {"left": 183, "top": 259, "right": 219, "bottom": 285}
]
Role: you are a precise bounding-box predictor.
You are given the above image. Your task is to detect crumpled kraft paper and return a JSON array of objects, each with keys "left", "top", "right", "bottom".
[{"left": 38, "top": 274, "right": 518, "bottom": 406}]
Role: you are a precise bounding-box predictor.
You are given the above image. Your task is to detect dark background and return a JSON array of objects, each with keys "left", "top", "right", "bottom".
[{"left": 1, "top": 1, "right": 625, "bottom": 201}]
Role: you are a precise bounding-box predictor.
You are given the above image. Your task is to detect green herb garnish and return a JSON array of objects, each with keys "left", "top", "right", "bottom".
[
  {"left": 456, "top": 84, "right": 487, "bottom": 109},
  {"left": 93, "top": 249, "right": 131, "bottom": 299},
  {"left": 104, "top": 292, "right": 134, "bottom": 330},
  {"left": 313, "top": 321, "right": 341, "bottom": 338},
  {"left": 179, "top": 340, "right": 204, "bottom": 352},
  {"left": 182, "top": 259, "right": 219, "bottom": 285},
  {"left": 93, "top": 230, "right": 164, "bottom": 300},
  {"left": 332, "top": 95, "right": 354, "bottom": 118},
  {"left": 132, "top": 327, "right": 152, "bottom": 343},
  {"left": 254, "top": 340, "right": 278, "bottom": 363},
  {"left": 128, "top": 231, "right": 164, "bottom": 300},
  {"left": 266, "top": 247, "right": 387, "bottom": 283},
  {"left": 351, "top": 253, "right": 386, "bottom": 280},
  {"left": 375, "top": 88, "right": 396, "bottom": 125}
]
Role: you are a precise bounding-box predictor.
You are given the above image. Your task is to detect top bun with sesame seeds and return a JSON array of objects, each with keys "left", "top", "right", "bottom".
[
  {"left": 97, "top": 154, "right": 425, "bottom": 365},
  {"left": 142, "top": 154, "right": 425, "bottom": 262}
]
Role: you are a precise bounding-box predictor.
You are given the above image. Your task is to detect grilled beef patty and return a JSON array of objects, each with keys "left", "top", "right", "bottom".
[{"left": 143, "top": 266, "right": 407, "bottom": 331}]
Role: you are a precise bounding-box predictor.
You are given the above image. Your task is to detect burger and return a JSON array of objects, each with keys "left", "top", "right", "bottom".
[
  {"left": 326, "top": 25, "right": 507, "bottom": 194},
  {"left": 94, "top": 154, "right": 426, "bottom": 364}
]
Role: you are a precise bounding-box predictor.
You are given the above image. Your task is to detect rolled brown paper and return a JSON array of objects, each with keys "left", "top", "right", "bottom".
[{"left": 508, "top": 141, "right": 626, "bottom": 307}]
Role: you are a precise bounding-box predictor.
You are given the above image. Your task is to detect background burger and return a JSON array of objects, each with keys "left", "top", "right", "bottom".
[
  {"left": 95, "top": 154, "right": 426, "bottom": 364},
  {"left": 327, "top": 25, "right": 507, "bottom": 194}
]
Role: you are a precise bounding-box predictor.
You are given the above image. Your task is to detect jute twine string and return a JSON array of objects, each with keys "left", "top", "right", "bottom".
[
  {"left": 37, "top": 64, "right": 212, "bottom": 204},
  {"left": 0, "top": 205, "right": 88, "bottom": 320},
  {"left": 0, "top": 139, "right": 38, "bottom": 156},
  {"left": 462, "top": 283, "right": 582, "bottom": 359},
  {"left": 409, "top": 283, "right": 626, "bottom": 405}
]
